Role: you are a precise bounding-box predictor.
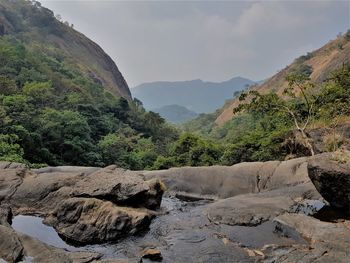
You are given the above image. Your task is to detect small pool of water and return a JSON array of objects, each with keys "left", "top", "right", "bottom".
[{"left": 12, "top": 215, "right": 81, "bottom": 251}]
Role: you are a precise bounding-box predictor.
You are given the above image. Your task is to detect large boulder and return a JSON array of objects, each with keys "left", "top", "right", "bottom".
[
  {"left": 72, "top": 165, "right": 164, "bottom": 209},
  {"left": 143, "top": 162, "right": 280, "bottom": 199},
  {"left": 46, "top": 197, "right": 155, "bottom": 244},
  {"left": 308, "top": 151, "right": 350, "bottom": 211}
]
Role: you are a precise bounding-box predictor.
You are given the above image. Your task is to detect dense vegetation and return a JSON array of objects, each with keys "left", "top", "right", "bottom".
[
  {"left": 1, "top": 28, "right": 349, "bottom": 169},
  {"left": 0, "top": 30, "right": 178, "bottom": 169},
  {"left": 176, "top": 63, "right": 350, "bottom": 168},
  {"left": 0, "top": 1, "right": 349, "bottom": 170}
]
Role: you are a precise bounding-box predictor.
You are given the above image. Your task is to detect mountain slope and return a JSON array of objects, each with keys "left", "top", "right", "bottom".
[
  {"left": 215, "top": 34, "right": 350, "bottom": 125},
  {"left": 152, "top": 104, "right": 198, "bottom": 124},
  {"left": 0, "top": 0, "right": 179, "bottom": 168},
  {"left": 0, "top": 0, "right": 131, "bottom": 99},
  {"left": 132, "top": 77, "right": 255, "bottom": 113}
]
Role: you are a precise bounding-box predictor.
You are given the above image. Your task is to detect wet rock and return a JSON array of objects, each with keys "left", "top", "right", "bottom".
[
  {"left": 72, "top": 166, "right": 164, "bottom": 210},
  {"left": 0, "top": 225, "right": 24, "bottom": 263},
  {"left": 308, "top": 151, "right": 350, "bottom": 212},
  {"left": 47, "top": 197, "right": 155, "bottom": 244},
  {"left": 142, "top": 248, "right": 163, "bottom": 261}
]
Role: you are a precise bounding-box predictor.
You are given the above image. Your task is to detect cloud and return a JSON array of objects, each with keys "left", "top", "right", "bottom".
[{"left": 40, "top": 0, "right": 349, "bottom": 86}]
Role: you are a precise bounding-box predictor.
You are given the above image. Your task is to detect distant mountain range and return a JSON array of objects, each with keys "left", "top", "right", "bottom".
[
  {"left": 131, "top": 77, "right": 255, "bottom": 114},
  {"left": 152, "top": 104, "right": 198, "bottom": 124}
]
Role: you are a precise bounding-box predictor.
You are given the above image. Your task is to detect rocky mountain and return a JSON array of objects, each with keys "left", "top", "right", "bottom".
[
  {"left": 132, "top": 76, "right": 255, "bottom": 113},
  {"left": 215, "top": 34, "right": 350, "bottom": 125},
  {"left": 152, "top": 104, "right": 198, "bottom": 124},
  {"left": 0, "top": 0, "right": 131, "bottom": 99}
]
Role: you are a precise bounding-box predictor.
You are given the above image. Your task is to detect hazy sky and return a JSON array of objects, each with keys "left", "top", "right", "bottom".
[{"left": 40, "top": 0, "right": 350, "bottom": 87}]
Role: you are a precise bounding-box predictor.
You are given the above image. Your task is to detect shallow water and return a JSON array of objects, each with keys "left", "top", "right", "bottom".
[
  {"left": 12, "top": 215, "right": 80, "bottom": 252},
  {"left": 11, "top": 196, "right": 308, "bottom": 262}
]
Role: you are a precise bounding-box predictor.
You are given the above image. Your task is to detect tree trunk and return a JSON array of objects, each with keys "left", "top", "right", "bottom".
[{"left": 299, "top": 129, "right": 315, "bottom": 156}]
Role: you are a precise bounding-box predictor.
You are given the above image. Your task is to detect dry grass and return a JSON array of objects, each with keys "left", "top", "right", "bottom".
[{"left": 331, "top": 150, "right": 350, "bottom": 164}]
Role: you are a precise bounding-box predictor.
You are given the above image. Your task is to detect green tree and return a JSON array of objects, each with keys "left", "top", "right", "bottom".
[{"left": 0, "top": 134, "right": 25, "bottom": 163}]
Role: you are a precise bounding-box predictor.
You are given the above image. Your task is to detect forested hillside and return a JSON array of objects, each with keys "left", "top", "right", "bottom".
[
  {"left": 0, "top": 0, "right": 178, "bottom": 168},
  {"left": 216, "top": 33, "right": 350, "bottom": 125},
  {"left": 180, "top": 33, "right": 350, "bottom": 166},
  {"left": 0, "top": 0, "right": 348, "bottom": 170}
]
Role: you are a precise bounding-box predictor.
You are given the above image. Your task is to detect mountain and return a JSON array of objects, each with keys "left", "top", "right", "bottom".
[
  {"left": 132, "top": 77, "right": 255, "bottom": 113},
  {"left": 0, "top": 0, "right": 178, "bottom": 168},
  {"left": 0, "top": 0, "right": 131, "bottom": 99},
  {"left": 215, "top": 34, "right": 350, "bottom": 125},
  {"left": 152, "top": 104, "right": 198, "bottom": 124}
]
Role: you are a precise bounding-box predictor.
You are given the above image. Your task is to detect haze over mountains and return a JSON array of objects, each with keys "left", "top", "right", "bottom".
[{"left": 131, "top": 77, "right": 255, "bottom": 115}]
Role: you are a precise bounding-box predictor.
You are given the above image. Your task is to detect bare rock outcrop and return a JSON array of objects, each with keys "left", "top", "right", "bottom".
[
  {"left": 0, "top": 164, "right": 164, "bottom": 247},
  {"left": 0, "top": 153, "right": 349, "bottom": 262}
]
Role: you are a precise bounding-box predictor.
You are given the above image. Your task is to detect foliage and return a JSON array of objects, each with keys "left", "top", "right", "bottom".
[
  {"left": 0, "top": 134, "right": 25, "bottom": 163},
  {"left": 0, "top": 28, "right": 178, "bottom": 169}
]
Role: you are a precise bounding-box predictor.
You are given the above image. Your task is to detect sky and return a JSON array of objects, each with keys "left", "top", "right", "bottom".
[{"left": 39, "top": 0, "right": 350, "bottom": 87}]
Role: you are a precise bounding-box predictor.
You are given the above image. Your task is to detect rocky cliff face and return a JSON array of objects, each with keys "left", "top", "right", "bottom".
[{"left": 0, "top": 0, "right": 131, "bottom": 99}]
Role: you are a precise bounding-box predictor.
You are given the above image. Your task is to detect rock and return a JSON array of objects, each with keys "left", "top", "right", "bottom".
[
  {"left": 0, "top": 166, "right": 25, "bottom": 202},
  {"left": 93, "top": 259, "right": 139, "bottom": 263},
  {"left": 18, "top": 232, "right": 75, "bottom": 263},
  {"left": 10, "top": 169, "right": 84, "bottom": 214},
  {"left": 47, "top": 197, "right": 155, "bottom": 244},
  {"left": 33, "top": 166, "right": 100, "bottom": 175},
  {"left": 142, "top": 248, "right": 163, "bottom": 261},
  {"left": 68, "top": 251, "right": 102, "bottom": 263},
  {"left": 0, "top": 204, "right": 12, "bottom": 227},
  {"left": 72, "top": 166, "right": 164, "bottom": 210},
  {"left": 205, "top": 189, "right": 295, "bottom": 226},
  {"left": 0, "top": 225, "right": 24, "bottom": 263},
  {"left": 271, "top": 213, "right": 350, "bottom": 262},
  {"left": 143, "top": 162, "right": 274, "bottom": 199},
  {"left": 308, "top": 151, "right": 350, "bottom": 211}
]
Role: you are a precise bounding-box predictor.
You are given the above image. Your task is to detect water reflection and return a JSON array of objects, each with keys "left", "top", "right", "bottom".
[{"left": 12, "top": 215, "right": 80, "bottom": 251}]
